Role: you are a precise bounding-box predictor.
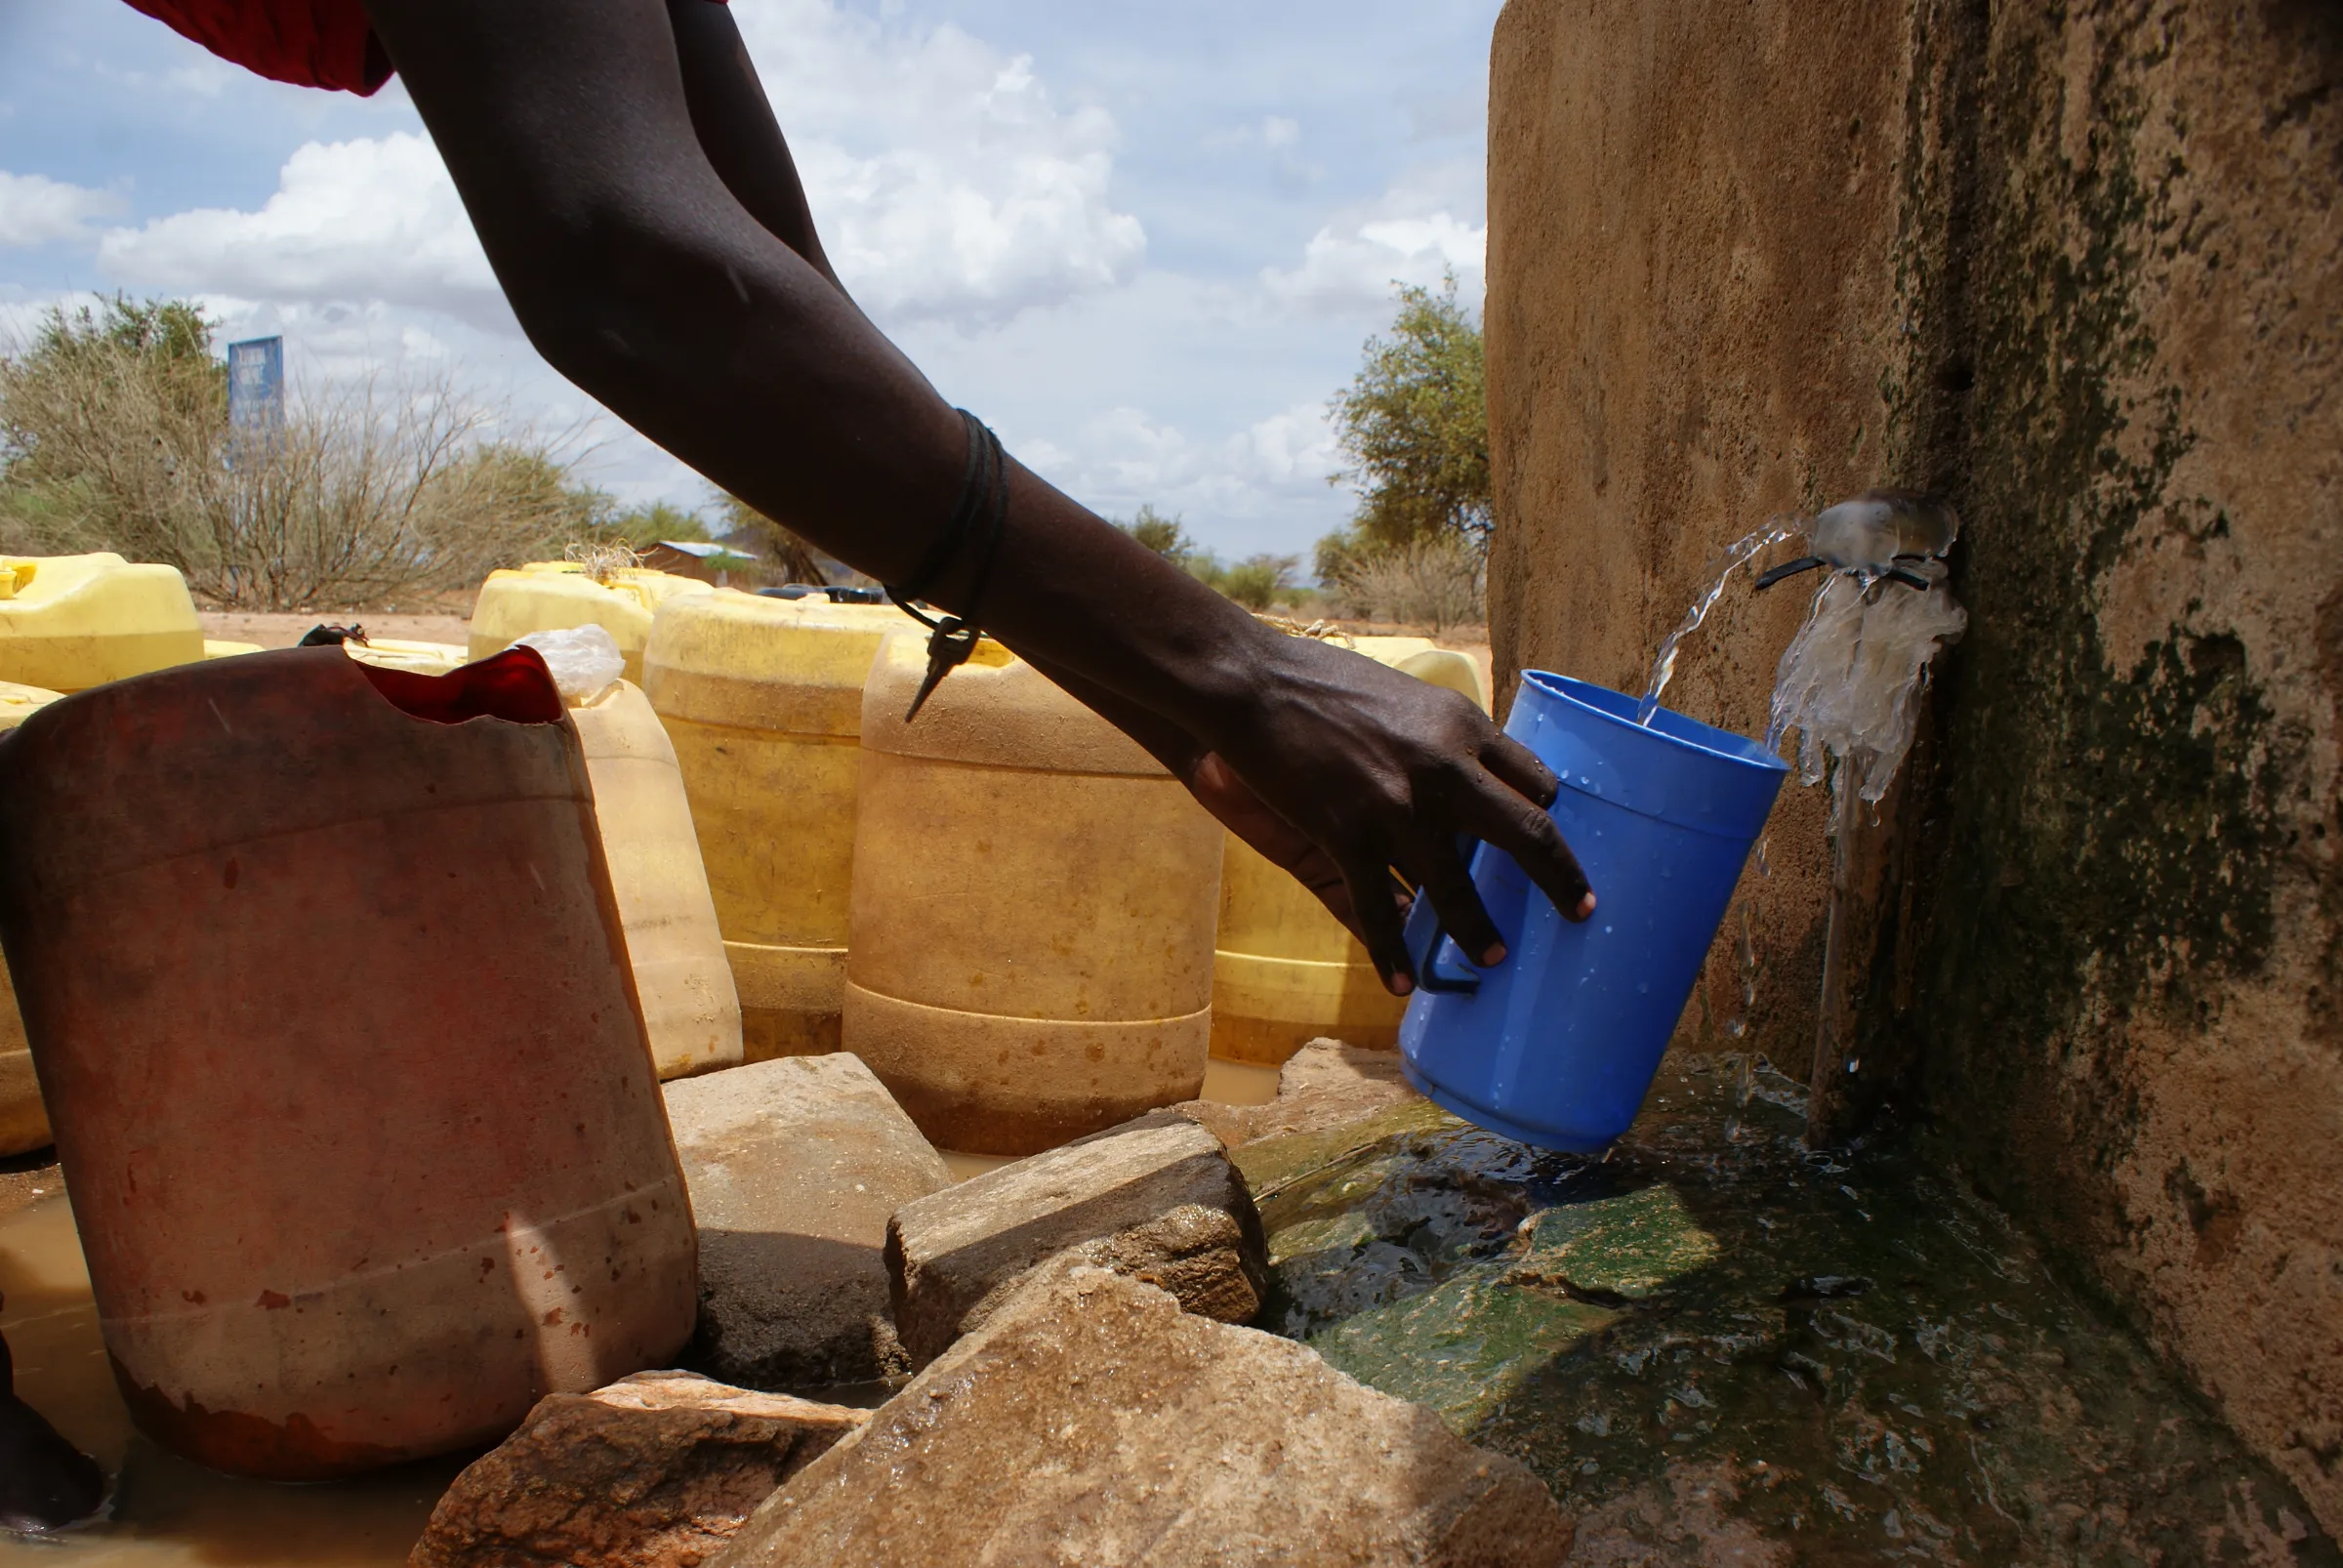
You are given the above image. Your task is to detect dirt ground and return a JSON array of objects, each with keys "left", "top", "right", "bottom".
[
  {"left": 0, "top": 1152, "right": 61, "bottom": 1225},
  {"left": 200, "top": 611, "right": 473, "bottom": 650}
]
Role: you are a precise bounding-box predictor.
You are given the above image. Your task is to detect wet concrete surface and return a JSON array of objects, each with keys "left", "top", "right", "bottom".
[{"left": 1251, "top": 1054, "right": 2341, "bottom": 1566}]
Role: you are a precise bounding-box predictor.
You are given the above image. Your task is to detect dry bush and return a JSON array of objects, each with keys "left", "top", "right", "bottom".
[
  {"left": 711, "top": 492, "right": 830, "bottom": 587},
  {"left": 1332, "top": 534, "right": 1487, "bottom": 633},
  {"left": 2, "top": 300, "right": 597, "bottom": 608}
]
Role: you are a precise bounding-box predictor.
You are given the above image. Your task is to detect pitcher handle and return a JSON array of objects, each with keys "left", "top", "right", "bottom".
[{"left": 1402, "top": 883, "right": 1483, "bottom": 995}]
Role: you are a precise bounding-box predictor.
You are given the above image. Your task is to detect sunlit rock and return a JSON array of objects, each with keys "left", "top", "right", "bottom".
[
  {"left": 410, "top": 1371, "right": 864, "bottom": 1568},
  {"left": 664, "top": 1054, "right": 952, "bottom": 1388},
  {"left": 711, "top": 1259, "right": 1574, "bottom": 1567},
  {"left": 885, "top": 1111, "right": 1264, "bottom": 1367}
]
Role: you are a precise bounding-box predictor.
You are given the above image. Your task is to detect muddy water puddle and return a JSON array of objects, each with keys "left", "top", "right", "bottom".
[{"left": 0, "top": 1197, "right": 465, "bottom": 1565}]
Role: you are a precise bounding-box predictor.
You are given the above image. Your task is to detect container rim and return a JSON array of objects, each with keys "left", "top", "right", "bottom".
[{"left": 1520, "top": 671, "right": 1788, "bottom": 776}]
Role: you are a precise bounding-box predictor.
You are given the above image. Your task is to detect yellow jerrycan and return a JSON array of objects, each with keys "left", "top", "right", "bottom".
[
  {"left": 0, "top": 680, "right": 62, "bottom": 1155},
  {"left": 208, "top": 639, "right": 469, "bottom": 676},
  {"left": 641, "top": 590, "right": 914, "bottom": 1059},
  {"left": 497, "top": 623, "right": 746, "bottom": 1080},
  {"left": 347, "top": 639, "right": 469, "bottom": 678},
  {"left": 1209, "top": 636, "right": 1490, "bottom": 1066},
  {"left": 0, "top": 553, "right": 204, "bottom": 692},
  {"left": 844, "top": 634, "right": 1223, "bottom": 1156},
  {"left": 468, "top": 562, "right": 713, "bottom": 682},
  {"left": 570, "top": 680, "right": 745, "bottom": 1079}
]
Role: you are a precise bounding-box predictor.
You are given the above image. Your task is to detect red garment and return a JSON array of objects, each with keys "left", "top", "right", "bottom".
[
  {"left": 122, "top": 0, "right": 731, "bottom": 97},
  {"left": 357, "top": 646, "right": 566, "bottom": 727},
  {"left": 123, "top": 0, "right": 391, "bottom": 96}
]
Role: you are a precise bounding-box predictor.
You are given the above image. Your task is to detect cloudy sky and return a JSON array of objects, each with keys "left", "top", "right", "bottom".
[{"left": 0, "top": 0, "right": 1500, "bottom": 562}]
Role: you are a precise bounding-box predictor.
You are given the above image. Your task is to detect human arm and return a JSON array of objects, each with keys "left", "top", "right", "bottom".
[
  {"left": 663, "top": 0, "right": 842, "bottom": 291},
  {"left": 360, "top": 0, "right": 1593, "bottom": 989}
]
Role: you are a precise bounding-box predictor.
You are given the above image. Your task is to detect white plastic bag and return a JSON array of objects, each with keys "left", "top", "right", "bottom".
[{"left": 512, "top": 624, "right": 625, "bottom": 703}]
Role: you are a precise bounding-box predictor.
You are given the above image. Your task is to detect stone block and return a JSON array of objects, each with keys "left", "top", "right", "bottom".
[
  {"left": 410, "top": 1370, "right": 864, "bottom": 1568},
  {"left": 664, "top": 1054, "right": 952, "bottom": 1388},
  {"left": 709, "top": 1259, "right": 1573, "bottom": 1567},
  {"left": 884, "top": 1111, "right": 1265, "bottom": 1366},
  {"left": 1178, "top": 1037, "right": 1423, "bottom": 1152}
]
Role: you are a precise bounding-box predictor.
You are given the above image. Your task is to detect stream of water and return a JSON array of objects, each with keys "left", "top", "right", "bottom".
[{"left": 1636, "top": 516, "right": 1803, "bottom": 724}]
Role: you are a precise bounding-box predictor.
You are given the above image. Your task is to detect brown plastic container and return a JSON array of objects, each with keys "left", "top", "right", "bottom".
[
  {"left": 0, "top": 647, "right": 697, "bottom": 1480},
  {"left": 0, "top": 679, "right": 62, "bottom": 1156}
]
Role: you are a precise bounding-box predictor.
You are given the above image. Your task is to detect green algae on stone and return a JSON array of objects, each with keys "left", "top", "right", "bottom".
[
  {"left": 1505, "top": 1184, "right": 1720, "bottom": 1302},
  {"left": 1306, "top": 1185, "right": 1717, "bottom": 1432},
  {"left": 1250, "top": 1103, "right": 1573, "bottom": 1340},
  {"left": 1264, "top": 1210, "right": 1438, "bottom": 1325},
  {"left": 1259, "top": 1054, "right": 2342, "bottom": 1564},
  {"left": 1312, "top": 1267, "right": 1622, "bottom": 1431},
  {"left": 1232, "top": 1099, "right": 1457, "bottom": 1198},
  {"left": 1267, "top": 1210, "right": 1377, "bottom": 1267}
]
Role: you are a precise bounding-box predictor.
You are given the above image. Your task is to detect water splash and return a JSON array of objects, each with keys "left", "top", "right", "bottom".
[
  {"left": 1638, "top": 491, "right": 1968, "bottom": 1144},
  {"left": 1636, "top": 516, "right": 1803, "bottom": 724},
  {"left": 1759, "top": 493, "right": 1967, "bottom": 804},
  {"left": 1765, "top": 565, "right": 1966, "bottom": 805}
]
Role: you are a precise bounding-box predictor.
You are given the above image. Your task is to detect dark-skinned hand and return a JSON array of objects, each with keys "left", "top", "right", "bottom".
[{"left": 1179, "top": 641, "right": 1594, "bottom": 992}]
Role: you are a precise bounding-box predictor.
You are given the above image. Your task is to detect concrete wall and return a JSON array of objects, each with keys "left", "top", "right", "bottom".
[{"left": 1488, "top": 0, "right": 2343, "bottom": 1530}]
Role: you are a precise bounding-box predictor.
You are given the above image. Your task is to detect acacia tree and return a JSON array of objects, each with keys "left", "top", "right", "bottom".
[
  {"left": 1317, "top": 275, "right": 1491, "bottom": 587},
  {"left": 712, "top": 493, "right": 832, "bottom": 585},
  {"left": 1117, "top": 504, "right": 1195, "bottom": 562},
  {"left": 1115, "top": 506, "right": 1298, "bottom": 610},
  {"left": 0, "top": 297, "right": 613, "bottom": 606}
]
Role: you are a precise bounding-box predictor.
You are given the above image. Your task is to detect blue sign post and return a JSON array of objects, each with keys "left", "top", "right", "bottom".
[{"left": 226, "top": 336, "right": 285, "bottom": 448}]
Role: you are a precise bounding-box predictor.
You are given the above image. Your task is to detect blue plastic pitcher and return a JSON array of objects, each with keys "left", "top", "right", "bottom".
[{"left": 1399, "top": 673, "right": 1788, "bottom": 1152}]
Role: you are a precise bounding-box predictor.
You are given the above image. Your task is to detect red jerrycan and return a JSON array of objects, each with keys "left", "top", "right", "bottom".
[{"left": 0, "top": 647, "right": 697, "bottom": 1479}]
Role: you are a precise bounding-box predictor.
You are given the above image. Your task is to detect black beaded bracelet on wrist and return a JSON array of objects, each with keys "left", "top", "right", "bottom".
[{"left": 885, "top": 408, "right": 1010, "bottom": 722}]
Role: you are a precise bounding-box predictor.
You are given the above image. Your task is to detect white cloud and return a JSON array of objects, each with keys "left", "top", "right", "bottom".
[
  {"left": 1200, "top": 115, "right": 1324, "bottom": 191},
  {"left": 1241, "top": 401, "right": 1342, "bottom": 488},
  {"left": 729, "top": 0, "right": 1144, "bottom": 323},
  {"left": 97, "top": 134, "right": 507, "bottom": 331},
  {"left": 1004, "top": 397, "right": 1341, "bottom": 540},
  {"left": 87, "top": 1, "right": 1144, "bottom": 335},
  {"left": 1263, "top": 209, "right": 1485, "bottom": 313},
  {"left": 796, "top": 135, "right": 1141, "bottom": 323},
  {"left": 0, "top": 171, "right": 126, "bottom": 248}
]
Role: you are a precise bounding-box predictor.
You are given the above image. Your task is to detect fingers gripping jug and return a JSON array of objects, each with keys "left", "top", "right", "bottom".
[{"left": 1400, "top": 674, "right": 1787, "bottom": 1152}]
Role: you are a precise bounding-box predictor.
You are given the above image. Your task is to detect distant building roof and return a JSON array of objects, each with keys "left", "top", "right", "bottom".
[{"left": 655, "top": 539, "right": 756, "bottom": 562}]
